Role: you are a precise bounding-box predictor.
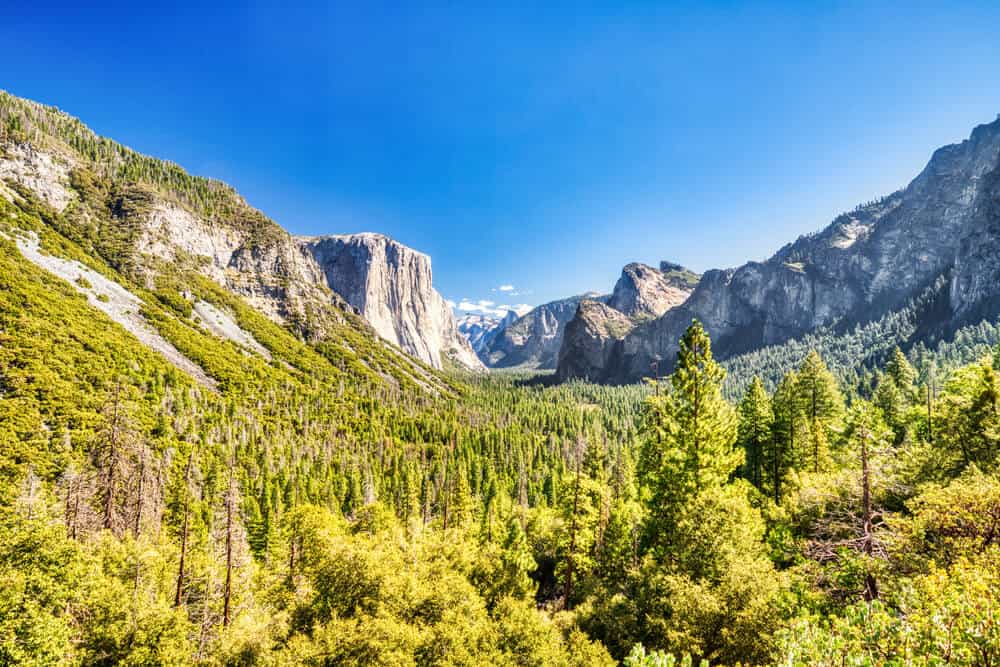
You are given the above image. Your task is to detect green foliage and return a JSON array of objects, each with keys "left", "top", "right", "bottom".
[
  {"left": 640, "top": 320, "right": 740, "bottom": 543},
  {"left": 737, "top": 377, "right": 773, "bottom": 490},
  {"left": 778, "top": 551, "right": 1000, "bottom": 666},
  {"left": 3, "top": 110, "right": 1000, "bottom": 664}
]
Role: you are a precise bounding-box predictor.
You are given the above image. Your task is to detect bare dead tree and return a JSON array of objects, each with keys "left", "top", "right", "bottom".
[
  {"left": 17, "top": 468, "right": 43, "bottom": 521},
  {"left": 130, "top": 441, "right": 163, "bottom": 537},
  {"left": 223, "top": 451, "right": 237, "bottom": 627},
  {"left": 60, "top": 462, "right": 98, "bottom": 539},
  {"left": 860, "top": 424, "right": 879, "bottom": 602},
  {"left": 94, "top": 378, "right": 139, "bottom": 536},
  {"left": 926, "top": 376, "right": 936, "bottom": 444},
  {"left": 563, "top": 435, "right": 587, "bottom": 611},
  {"left": 174, "top": 445, "right": 196, "bottom": 608},
  {"left": 805, "top": 413, "right": 891, "bottom": 603}
]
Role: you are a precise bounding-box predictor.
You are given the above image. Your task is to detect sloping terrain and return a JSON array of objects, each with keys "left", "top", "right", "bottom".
[
  {"left": 0, "top": 91, "right": 479, "bottom": 370},
  {"left": 559, "top": 115, "right": 1000, "bottom": 383}
]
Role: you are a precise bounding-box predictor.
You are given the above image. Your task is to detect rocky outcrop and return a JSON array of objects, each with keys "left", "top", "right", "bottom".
[
  {"left": 558, "top": 114, "right": 1000, "bottom": 384},
  {"left": 554, "top": 262, "right": 697, "bottom": 378},
  {"left": 480, "top": 263, "right": 698, "bottom": 371},
  {"left": 608, "top": 262, "right": 698, "bottom": 321},
  {"left": 458, "top": 311, "right": 517, "bottom": 362},
  {"left": 0, "top": 91, "right": 481, "bottom": 372},
  {"left": 133, "top": 203, "right": 481, "bottom": 371},
  {"left": 556, "top": 300, "right": 633, "bottom": 382},
  {"left": 305, "top": 234, "right": 482, "bottom": 370},
  {"left": 485, "top": 294, "right": 606, "bottom": 369}
]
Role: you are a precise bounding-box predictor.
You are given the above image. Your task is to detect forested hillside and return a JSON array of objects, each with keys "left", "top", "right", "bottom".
[{"left": 2, "top": 91, "right": 1000, "bottom": 666}]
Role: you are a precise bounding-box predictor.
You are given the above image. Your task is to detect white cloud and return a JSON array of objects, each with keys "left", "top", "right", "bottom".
[
  {"left": 507, "top": 304, "right": 533, "bottom": 316},
  {"left": 498, "top": 284, "right": 515, "bottom": 292},
  {"left": 446, "top": 299, "right": 457, "bottom": 308},
  {"left": 451, "top": 298, "right": 533, "bottom": 318},
  {"left": 457, "top": 299, "right": 496, "bottom": 312}
]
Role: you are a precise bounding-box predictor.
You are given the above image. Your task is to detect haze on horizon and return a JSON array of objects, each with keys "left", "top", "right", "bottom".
[{"left": 3, "top": 1, "right": 1000, "bottom": 316}]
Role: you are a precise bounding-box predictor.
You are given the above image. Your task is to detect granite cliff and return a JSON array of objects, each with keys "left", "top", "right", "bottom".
[
  {"left": 0, "top": 91, "right": 480, "bottom": 371},
  {"left": 558, "top": 115, "right": 1000, "bottom": 383},
  {"left": 484, "top": 293, "right": 605, "bottom": 369}
]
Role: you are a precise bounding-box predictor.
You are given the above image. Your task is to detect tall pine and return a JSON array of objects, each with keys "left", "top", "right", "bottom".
[
  {"left": 796, "top": 350, "right": 843, "bottom": 472},
  {"left": 640, "top": 320, "right": 740, "bottom": 550},
  {"left": 737, "top": 377, "right": 773, "bottom": 491}
]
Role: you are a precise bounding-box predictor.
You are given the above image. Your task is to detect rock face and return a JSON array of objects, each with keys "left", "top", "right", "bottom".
[
  {"left": 137, "top": 208, "right": 481, "bottom": 370},
  {"left": 134, "top": 202, "right": 481, "bottom": 371},
  {"left": 555, "top": 262, "right": 698, "bottom": 379},
  {"left": 485, "top": 294, "right": 605, "bottom": 369},
  {"left": 558, "top": 114, "right": 1000, "bottom": 384},
  {"left": 0, "top": 92, "right": 481, "bottom": 372},
  {"left": 458, "top": 311, "right": 517, "bottom": 362},
  {"left": 608, "top": 262, "right": 699, "bottom": 321},
  {"left": 478, "top": 263, "right": 699, "bottom": 370},
  {"left": 556, "top": 300, "right": 634, "bottom": 382},
  {"left": 305, "top": 234, "right": 482, "bottom": 370}
]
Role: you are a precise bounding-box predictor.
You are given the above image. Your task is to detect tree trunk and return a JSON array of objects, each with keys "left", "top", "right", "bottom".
[
  {"left": 926, "top": 381, "right": 934, "bottom": 444},
  {"left": 103, "top": 381, "right": 122, "bottom": 532},
  {"left": 861, "top": 428, "right": 879, "bottom": 602},
  {"left": 223, "top": 460, "right": 235, "bottom": 627},
  {"left": 773, "top": 435, "right": 781, "bottom": 504},
  {"left": 174, "top": 447, "right": 195, "bottom": 607},
  {"left": 133, "top": 445, "right": 146, "bottom": 537},
  {"left": 563, "top": 438, "right": 584, "bottom": 610}
]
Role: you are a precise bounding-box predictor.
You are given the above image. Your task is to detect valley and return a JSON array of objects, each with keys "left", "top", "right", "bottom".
[{"left": 2, "top": 87, "right": 1000, "bottom": 666}]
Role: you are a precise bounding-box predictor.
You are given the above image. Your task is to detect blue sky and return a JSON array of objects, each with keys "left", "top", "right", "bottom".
[{"left": 4, "top": 2, "right": 1000, "bottom": 315}]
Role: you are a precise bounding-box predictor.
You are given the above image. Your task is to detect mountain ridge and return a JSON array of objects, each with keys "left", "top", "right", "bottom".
[
  {"left": 557, "top": 114, "right": 1000, "bottom": 383},
  {"left": 0, "top": 90, "right": 480, "bottom": 371}
]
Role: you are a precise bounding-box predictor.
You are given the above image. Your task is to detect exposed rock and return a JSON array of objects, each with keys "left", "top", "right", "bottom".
[
  {"left": 141, "top": 213, "right": 482, "bottom": 370},
  {"left": 305, "top": 234, "right": 483, "bottom": 370},
  {"left": 458, "top": 311, "right": 517, "bottom": 362},
  {"left": 556, "top": 300, "right": 633, "bottom": 382},
  {"left": 0, "top": 142, "right": 74, "bottom": 212},
  {"left": 608, "top": 262, "right": 698, "bottom": 321},
  {"left": 1, "top": 90, "right": 482, "bottom": 374},
  {"left": 11, "top": 231, "right": 217, "bottom": 389},
  {"left": 558, "top": 115, "right": 1000, "bottom": 384},
  {"left": 485, "top": 293, "right": 606, "bottom": 369},
  {"left": 192, "top": 299, "right": 271, "bottom": 360},
  {"left": 481, "top": 262, "right": 698, "bottom": 371}
]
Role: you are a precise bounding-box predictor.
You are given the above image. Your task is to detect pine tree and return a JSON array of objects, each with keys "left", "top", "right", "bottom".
[
  {"left": 796, "top": 351, "right": 843, "bottom": 472},
  {"left": 940, "top": 360, "right": 1000, "bottom": 469},
  {"left": 93, "top": 379, "right": 139, "bottom": 536},
  {"left": 737, "top": 377, "right": 773, "bottom": 491},
  {"left": 640, "top": 320, "right": 740, "bottom": 551},
  {"left": 874, "top": 372, "right": 907, "bottom": 443},
  {"left": 885, "top": 346, "right": 918, "bottom": 400},
  {"left": 562, "top": 435, "right": 586, "bottom": 609},
  {"left": 769, "top": 370, "right": 804, "bottom": 503}
]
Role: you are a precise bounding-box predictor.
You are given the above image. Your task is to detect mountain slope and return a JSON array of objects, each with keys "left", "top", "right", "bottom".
[
  {"left": 0, "top": 90, "right": 479, "bottom": 371},
  {"left": 478, "top": 262, "right": 699, "bottom": 371},
  {"left": 485, "top": 293, "right": 606, "bottom": 369},
  {"left": 558, "top": 114, "right": 1000, "bottom": 383},
  {"left": 457, "top": 310, "right": 517, "bottom": 360}
]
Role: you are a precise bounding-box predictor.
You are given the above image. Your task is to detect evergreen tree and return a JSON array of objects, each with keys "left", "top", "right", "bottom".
[
  {"left": 939, "top": 359, "right": 1000, "bottom": 470},
  {"left": 795, "top": 351, "right": 844, "bottom": 472},
  {"left": 886, "top": 346, "right": 918, "bottom": 400},
  {"left": 873, "top": 372, "right": 907, "bottom": 444},
  {"left": 737, "top": 377, "right": 773, "bottom": 490},
  {"left": 639, "top": 320, "right": 740, "bottom": 552},
  {"left": 770, "top": 370, "right": 804, "bottom": 503}
]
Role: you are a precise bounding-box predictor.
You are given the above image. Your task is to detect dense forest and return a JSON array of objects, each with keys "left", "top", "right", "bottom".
[{"left": 3, "top": 91, "right": 1000, "bottom": 665}]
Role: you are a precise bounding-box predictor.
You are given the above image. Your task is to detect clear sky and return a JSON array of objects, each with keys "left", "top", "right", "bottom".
[{"left": 4, "top": 2, "right": 1000, "bottom": 316}]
